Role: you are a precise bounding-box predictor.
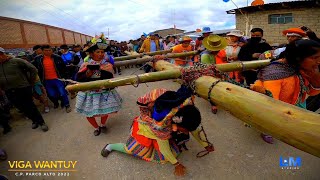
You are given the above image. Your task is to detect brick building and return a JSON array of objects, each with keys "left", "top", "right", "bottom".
[
  {"left": 0, "top": 16, "right": 93, "bottom": 50},
  {"left": 152, "top": 28, "right": 185, "bottom": 38},
  {"left": 227, "top": 0, "right": 320, "bottom": 44}
]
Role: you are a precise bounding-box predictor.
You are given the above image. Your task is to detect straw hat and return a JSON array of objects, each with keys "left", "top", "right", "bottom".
[
  {"left": 226, "top": 30, "right": 244, "bottom": 37},
  {"left": 202, "top": 35, "right": 227, "bottom": 51}
]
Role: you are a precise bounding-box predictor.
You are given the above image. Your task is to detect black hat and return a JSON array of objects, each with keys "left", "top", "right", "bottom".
[{"left": 153, "top": 85, "right": 193, "bottom": 113}]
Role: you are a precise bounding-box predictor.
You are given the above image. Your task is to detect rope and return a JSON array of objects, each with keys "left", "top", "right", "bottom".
[
  {"left": 132, "top": 75, "right": 141, "bottom": 88},
  {"left": 207, "top": 80, "right": 221, "bottom": 105},
  {"left": 196, "top": 125, "right": 213, "bottom": 158}
]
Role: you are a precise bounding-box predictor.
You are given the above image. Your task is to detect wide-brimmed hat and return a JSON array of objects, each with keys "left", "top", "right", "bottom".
[
  {"left": 227, "top": 30, "right": 244, "bottom": 37},
  {"left": 282, "top": 28, "right": 306, "bottom": 37},
  {"left": 202, "top": 35, "right": 227, "bottom": 51},
  {"left": 202, "top": 27, "right": 212, "bottom": 34}
]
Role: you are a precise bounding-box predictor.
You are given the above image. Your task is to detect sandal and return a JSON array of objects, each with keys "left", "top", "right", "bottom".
[
  {"left": 94, "top": 128, "right": 101, "bottom": 136},
  {"left": 101, "top": 144, "right": 111, "bottom": 157},
  {"left": 261, "top": 133, "right": 273, "bottom": 144}
]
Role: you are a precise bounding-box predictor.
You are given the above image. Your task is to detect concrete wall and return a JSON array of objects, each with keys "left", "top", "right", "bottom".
[
  {"left": 235, "top": 7, "right": 320, "bottom": 44},
  {"left": 0, "top": 16, "right": 93, "bottom": 49}
]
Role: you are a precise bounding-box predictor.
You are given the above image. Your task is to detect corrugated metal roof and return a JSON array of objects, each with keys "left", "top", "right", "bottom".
[{"left": 226, "top": 0, "right": 320, "bottom": 14}]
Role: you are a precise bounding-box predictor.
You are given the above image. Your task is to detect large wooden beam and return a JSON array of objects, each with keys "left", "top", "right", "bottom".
[{"left": 195, "top": 76, "right": 320, "bottom": 158}]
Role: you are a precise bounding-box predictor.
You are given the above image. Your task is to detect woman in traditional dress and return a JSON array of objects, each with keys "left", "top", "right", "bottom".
[
  {"left": 75, "top": 38, "right": 122, "bottom": 136},
  {"left": 101, "top": 86, "right": 214, "bottom": 176},
  {"left": 216, "top": 30, "right": 246, "bottom": 82},
  {"left": 251, "top": 39, "right": 320, "bottom": 143}
]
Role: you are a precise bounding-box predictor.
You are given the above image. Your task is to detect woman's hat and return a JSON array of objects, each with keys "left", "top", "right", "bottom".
[
  {"left": 85, "top": 42, "right": 108, "bottom": 53},
  {"left": 85, "top": 34, "right": 109, "bottom": 53},
  {"left": 202, "top": 35, "right": 228, "bottom": 51},
  {"left": 202, "top": 27, "right": 212, "bottom": 34},
  {"left": 226, "top": 30, "right": 244, "bottom": 37},
  {"left": 282, "top": 28, "right": 307, "bottom": 37},
  {"left": 179, "top": 36, "right": 192, "bottom": 42}
]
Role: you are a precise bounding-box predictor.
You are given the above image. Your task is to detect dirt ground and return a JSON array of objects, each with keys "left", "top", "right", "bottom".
[{"left": 0, "top": 67, "right": 319, "bottom": 180}]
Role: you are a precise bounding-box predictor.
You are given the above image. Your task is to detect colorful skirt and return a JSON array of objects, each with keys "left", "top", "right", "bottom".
[
  {"left": 124, "top": 120, "right": 180, "bottom": 164},
  {"left": 75, "top": 89, "right": 122, "bottom": 117}
]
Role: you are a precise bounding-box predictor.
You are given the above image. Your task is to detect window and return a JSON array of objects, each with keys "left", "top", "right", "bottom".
[{"left": 268, "top": 13, "right": 293, "bottom": 24}]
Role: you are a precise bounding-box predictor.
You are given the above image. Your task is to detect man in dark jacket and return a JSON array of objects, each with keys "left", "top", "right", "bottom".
[
  {"left": 108, "top": 40, "right": 121, "bottom": 75},
  {"left": 33, "top": 45, "right": 71, "bottom": 113},
  {"left": 0, "top": 47, "right": 48, "bottom": 131},
  {"left": 238, "top": 28, "right": 272, "bottom": 85}
]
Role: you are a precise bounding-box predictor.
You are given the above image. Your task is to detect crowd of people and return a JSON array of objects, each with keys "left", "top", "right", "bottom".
[{"left": 0, "top": 25, "right": 319, "bottom": 177}]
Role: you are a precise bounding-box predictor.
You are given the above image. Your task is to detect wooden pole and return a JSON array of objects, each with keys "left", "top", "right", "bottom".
[
  {"left": 194, "top": 76, "right": 320, "bottom": 158},
  {"left": 66, "top": 60, "right": 270, "bottom": 92},
  {"left": 114, "top": 49, "right": 173, "bottom": 61},
  {"left": 114, "top": 51, "right": 199, "bottom": 67}
]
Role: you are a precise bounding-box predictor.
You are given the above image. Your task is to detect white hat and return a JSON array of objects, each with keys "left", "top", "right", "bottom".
[
  {"left": 0, "top": 47, "right": 5, "bottom": 53},
  {"left": 226, "top": 30, "right": 244, "bottom": 37}
]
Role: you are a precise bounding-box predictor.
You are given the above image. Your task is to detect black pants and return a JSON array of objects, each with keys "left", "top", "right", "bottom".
[
  {"left": 5, "top": 86, "right": 45, "bottom": 125},
  {"left": 242, "top": 70, "right": 258, "bottom": 86},
  {"left": 113, "top": 66, "right": 121, "bottom": 74},
  {"left": 0, "top": 108, "right": 10, "bottom": 130},
  {"left": 307, "top": 94, "right": 320, "bottom": 112}
]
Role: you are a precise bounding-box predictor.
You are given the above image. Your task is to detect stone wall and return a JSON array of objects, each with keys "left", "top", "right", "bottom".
[{"left": 235, "top": 7, "right": 320, "bottom": 44}]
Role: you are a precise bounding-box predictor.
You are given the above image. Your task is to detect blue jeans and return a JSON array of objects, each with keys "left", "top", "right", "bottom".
[{"left": 44, "top": 79, "right": 70, "bottom": 107}]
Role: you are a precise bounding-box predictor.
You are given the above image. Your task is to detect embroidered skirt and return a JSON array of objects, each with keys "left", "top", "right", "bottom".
[
  {"left": 124, "top": 120, "right": 180, "bottom": 163},
  {"left": 75, "top": 89, "right": 122, "bottom": 117}
]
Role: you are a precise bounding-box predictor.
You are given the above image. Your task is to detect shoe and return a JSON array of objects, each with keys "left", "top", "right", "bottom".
[
  {"left": 40, "top": 124, "right": 49, "bottom": 132},
  {"left": 261, "top": 133, "right": 273, "bottom": 144},
  {"left": 32, "top": 123, "right": 39, "bottom": 129},
  {"left": 65, "top": 106, "right": 72, "bottom": 113},
  {"left": 44, "top": 107, "right": 50, "bottom": 113},
  {"left": 100, "top": 126, "right": 107, "bottom": 133},
  {"left": 3, "top": 126, "right": 12, "bottom": 135},
  {"left": 118, "top": 72, "right": 122, "bottom": 75},
  {"left": 94, "top": 128, "right": 101, "bottom": 136},
  {"left": 54, "top": 103, "right": 59, "bottom": 109},
  {"left": 101, "top": 144, "right": 111, "bottom": 157}
]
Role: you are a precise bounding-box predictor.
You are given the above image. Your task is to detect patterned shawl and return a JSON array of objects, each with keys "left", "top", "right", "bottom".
[{"left": 137, "top": 89, "right": 194, "bottom": 140}]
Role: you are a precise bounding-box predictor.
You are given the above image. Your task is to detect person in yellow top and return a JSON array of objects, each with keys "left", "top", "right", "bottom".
[
  {"left": 139, "top": 33, "right": 160, "bottom": 53},
  {"left": 101, "top": 86, "right": 214, "bottom": 177}
]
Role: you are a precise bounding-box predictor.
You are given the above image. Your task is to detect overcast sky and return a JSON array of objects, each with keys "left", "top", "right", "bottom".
[{"left": 0, "top": 0, "right": 293, "bottom": 41}]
